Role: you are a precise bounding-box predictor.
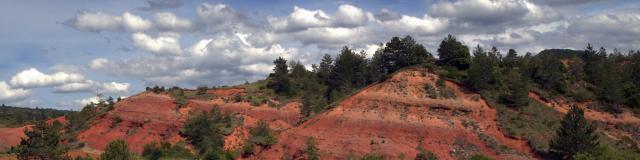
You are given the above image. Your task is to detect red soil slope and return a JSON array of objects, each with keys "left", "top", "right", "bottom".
[
  {"left": 529, "top": 92, "right": 640, "bottom": 149},
  {"left": 75, "top": 88, "right": 301, "bottom": 155},
  {"left": 253, "top": 68, "right": 534, "bottom": 160},
  {"left": 76, "top": 93, "right": 185, "bottom": 153},
  {"left": 0, "top": 126, "right": 26, "bottom": 150}
]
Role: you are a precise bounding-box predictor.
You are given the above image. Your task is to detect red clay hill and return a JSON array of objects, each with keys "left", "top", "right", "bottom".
[{"left": 1, "top": 67, "right": 640, "bottom": 159}]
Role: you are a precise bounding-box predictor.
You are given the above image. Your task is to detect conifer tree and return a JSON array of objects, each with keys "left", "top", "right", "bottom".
[
  {"left": 437, "top": 34, "right": 471, "bottom": 70},
  {"left": 550, "top": 106, "right": 599, "bottom": 159},
  {"left": 466, "top": 45, "right": 498, "bottom": 91},
  {"left": 531, "top": 53, "right": 568, "bottom": 94},
  {"left": 267, "top": 57, "right": 291, "bottom": 95},
  {"left": 14, "top": 120, "right": 67, "bottom": 160},
  {"left": 100, "top": 139, "right": 134, "bottom": 160},
  {"left": 316, "top": 54, "right": 334, "bottom": 85},
  {"left": 500, "top": 68, "right": 530, "bottom": 107}
]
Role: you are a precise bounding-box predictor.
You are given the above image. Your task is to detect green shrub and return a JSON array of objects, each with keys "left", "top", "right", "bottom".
[
  {"left": 467, "top": 154, "right": 491, "bottom": 160},
  {"left": 100, "top": 139, "right": 133, "bottom": 160},
  {"left": 242, "top": 120, "right": 277, "bottom": 155},
  {"left": 573, "top": 144, "right": 638, "bottom": 160},
  {"left": 142, "top": 141, "right": 194, "bottom": 160},
  {"left": 181, "top": 108, "right": 236, "bottom": 155},
  {"left": 360, "top": 153, "right": 386, "bottom": 160},
  {"left": 233, "top": 94, "right": 243, "bottom": 102},
  {"left": 305, "top": 138, "right": 320, "bottom": 160},
  {"left": 424, "top": 84, "right": 437, "bottom": 99},
  {"left": 415, "top": 147, "right": 437, "bottom": 160},
  {"left": 12, "top": 121, "right": 66, "bottom": 160},
  {"left": 111, "top": 115, "right": 122, "bottom": 128}
]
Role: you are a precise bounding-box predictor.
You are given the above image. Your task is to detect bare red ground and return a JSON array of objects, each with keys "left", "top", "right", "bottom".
[
  {"left": 0, "top": 126, "right": 26, "bottom": 150},
  {"left": 253, "top": 68, "right": 534, "bottom": 160},
  {"left": 76, "top": 93, "right": 185, "bottom": 154},
  {"left": 207, "top": 87, "right": 246, "bottom": 96},
  {"left": 72, "top": 87, "right": 301, "bottom": 157}
]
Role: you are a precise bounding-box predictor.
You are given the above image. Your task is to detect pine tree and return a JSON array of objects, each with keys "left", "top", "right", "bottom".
[
  {"left": 437, "top": 34, "right": 471, "bottom": 70},
  {"left": 100, "top": 139, "right": 134, "bottom": 160},
  {"left": 500, "top": 68, "right": 530, "bottom": 107},
  {"left": 531, "top": 53, "right": 568, "bottom": 94},
  {"left": 14, "top": 120, "right": 67, "bottom": 160},
  {"left": 550, "top": 106, "right": 599, "bottom": 159},
  {"left": 502, "top": 49, "right": 519, "bottom": 68},
  {"left": 316, "top": 54, "right": 334, "bottom": 85},
  {"left": 466, "top": 45, "right": 498, "bottom": 91},
  {"left": 330, "top": 47, "right": 367, "bottom": 90},
  {"left": 267, "top": 57, "right": 291, "bottom": 95}
]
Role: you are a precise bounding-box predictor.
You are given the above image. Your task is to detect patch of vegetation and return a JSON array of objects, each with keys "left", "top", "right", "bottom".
[
  {"left": 10, "top": 120, "right": 67, "bottom": 160},
  {"left": 423, "top": 84, "right": 437, "bottom": 99},
  {"left": 360, "top": 153, "right": 386, "bottom": 160},
  {"left": 181, "top": 108, "right": 237, "bottom": 158},
  {"left": 467, "top": 154, "right": 492, "bottom": 160},
  {"left": 304, "top": 137, "right": 320, "bottom": 160},
  {"left": 111, "top": 115, "right": 122, "bottom": 128},
  {"left": 241, "top": 120, "right": 277, "bottom": 155},
  {"left": 573, "top": 144, "right": 638, "bottom": 160},
  {"left": 450, "top": 137, "right": 482, "bottom": 159},
  {"left": 0, "top": 104, "right": 72, "bottom": 128},
  {"left": 549, "top": 106, "right": 599, "bottom": 159},
  {"left": 142, "top": 141, "right": 194, "bottom": 160},
  {"left": 494, "top": 100, "right": 562, "bottom": 152},
  {"left": 169, "top": 89, "right": 189, "bottom": 108},
  {"left": 415, "top": 147, "right": 437, "bottom": 160},
  {"left": 100, "top": 139, "right": 134, "bottom": 160}
]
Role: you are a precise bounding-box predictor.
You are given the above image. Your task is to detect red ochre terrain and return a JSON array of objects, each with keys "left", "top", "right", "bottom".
[
  {"left": 1, "top": 67, "right": 639, "bottom": 159},
  {"left": 254, "top": 68, "right": 533, "bottom": 160}
]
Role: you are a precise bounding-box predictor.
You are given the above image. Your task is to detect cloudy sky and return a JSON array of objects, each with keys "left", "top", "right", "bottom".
[{"left": 1, "top": 0, "right": 639, "bottom": 110}]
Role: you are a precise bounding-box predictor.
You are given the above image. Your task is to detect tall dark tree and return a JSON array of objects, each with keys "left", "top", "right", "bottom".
[
  {"left": 406, "top": 37, "right": 434, "bottom": 65},
  {"left": 500, "top": 68, "right": 530, "bottom": 107},
  {"left": 530, "top": 53, "right": 568, "bottom": 94},
  {"left": 383, "top": 35, "right": 433, "bottom": 72},
  {"left": 437, "top": 34, "right": 471, "bottom": 70},
  {"left": 100, "top": 139, "right": 134, "bottom": 160},
  {"left": 502, "top": 49, "right": 519, "bottom": 68},
  {"left": 315, "top": 54, "right": 334, "bottom": 85},
  {"left": 290, "top": 61, "right": 308, "bottom": 79},
  {"left": 14, "top": 121, "right": 67, "bottom": 160},
  {"left": 384, "top": 36, "right": 409, "bottom": 72},
  {"left": 550, "top": 106, "right": 599, "bottom": 159},
  {"left": 466, "top": 45, "right": 499, "bottom": 91},
  {"left": 267, "top": 57, "right": 291, "bottom": 95},
  {"left": 624, "top": 52, "right": 640, "bottom": 108},
  {"left": 330, "top": 47, "right": 368, "bottom": 90},
  {"left": 369, "top": 45, "right": 388, "bottom": 81}
]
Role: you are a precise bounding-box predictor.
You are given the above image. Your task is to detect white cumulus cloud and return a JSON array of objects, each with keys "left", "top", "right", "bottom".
[
  {"left": 0, "top": 81, "right": 30, "bottom": 103},
  {"left": 54, "top": 80, "right": 130, "bottom": 93},
  {"left": 10, "top": 68, "right": 85, "bottom": 88},
  {"left": 154, "top": 12, "right": 192, "bottom": 31},
  {"left": 268, "top": 5, "right": 369, "bottom": 32},
  {"left": 68, "top": 11, "right": 152, "bottom": 32},
  {"left": 131, "top": 32, "right": 183, "bottom": 55}
]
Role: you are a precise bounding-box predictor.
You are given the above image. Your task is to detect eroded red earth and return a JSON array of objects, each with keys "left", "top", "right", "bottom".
[{"left": 2, "top": 68, "right": 639, "bottom": 159}]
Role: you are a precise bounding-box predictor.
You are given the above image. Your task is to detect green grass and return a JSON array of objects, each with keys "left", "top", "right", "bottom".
[{"left": 494, "top": 99, "right": 563, "bottom": 152}]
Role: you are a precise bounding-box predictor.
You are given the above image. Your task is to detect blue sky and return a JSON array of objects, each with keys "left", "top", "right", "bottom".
[{"left": 1, "top": 0, "right": 639, "bottom": 110}]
